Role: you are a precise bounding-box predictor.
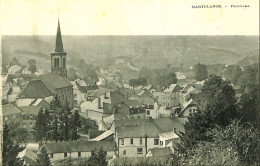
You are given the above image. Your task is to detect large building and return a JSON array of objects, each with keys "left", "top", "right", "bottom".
[{"left": 16, "top": 20, "right": 73, "bottom": 108}]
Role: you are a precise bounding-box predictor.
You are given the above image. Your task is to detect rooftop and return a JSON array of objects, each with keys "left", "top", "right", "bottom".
[
  {"left": 2, "top": 103, "right": 21, "bottom": 116},
  {"left": 17, "top": 80, "right": 53, "bottom": 98},
  {"left": 43, "top": 141, "right": 116, "bottom": 154}
]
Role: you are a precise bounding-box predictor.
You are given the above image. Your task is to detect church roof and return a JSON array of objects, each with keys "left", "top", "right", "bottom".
[
  {"left": 55, "top": 19, "right": 65, "bottom": 53},
  {"left": 35, "top": 72, "right": 72, "bottom": 92},
  {"left": 17, "top": 80, "right": 54, "bottom": 98}
]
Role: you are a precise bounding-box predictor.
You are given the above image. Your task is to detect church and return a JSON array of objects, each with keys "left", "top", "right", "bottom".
[{"left": 16, "top": 20, "right": 74, "bottom": 108}]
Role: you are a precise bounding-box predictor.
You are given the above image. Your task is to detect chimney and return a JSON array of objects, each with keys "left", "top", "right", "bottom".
[{"left": 173, "top": 128, "right": 177, "bottom": 133}]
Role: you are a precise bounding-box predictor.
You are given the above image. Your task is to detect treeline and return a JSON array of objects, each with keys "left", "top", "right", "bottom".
[
  {"left": 139, "top": 67, "right": 177, "bottom": 90},
  {"left": 34, "top": 96, "right": 81, "bottom": 143},
  {"left": 128, "top": 77, "right": 147, "bottom": 87},
  {"left": 224, "top": 64, "right": 258, "bottom": 97}
]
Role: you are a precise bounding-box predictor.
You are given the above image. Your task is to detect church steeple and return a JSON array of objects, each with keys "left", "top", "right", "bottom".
[
  {"left": 55, "top": 19, "right": 64, "bottom": 53},
  {"left": 51, "top": 19, "right": 67, "bottom": 78}
]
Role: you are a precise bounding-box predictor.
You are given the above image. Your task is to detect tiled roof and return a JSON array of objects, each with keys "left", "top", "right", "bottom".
[
  {"left": 43, "top": 141, "right": 116, "bottom": 153},
  {"left": 115, "top": 117, "right": 184, "bottom": 138},
  {"left": 2, "top": 103, "right": 21, "bottom": 116},
  {"left": 122, "top": 99, "right": 142, "bottom": 108},
  {"left": 76, "top": 84, "right": 98, "bottom": 93},
  {"left": 110, "top": 91, "right": 127, "bottom": 104},
  {"left": 148, "top": 147, "right": 172, "bottom": 157},
  {"left": 163, "top": 84, "right": 181, "bottom": 93},
  {"left": 18, "top": 106, "right": 41, "bottom": 115},
  {"left": 17, "top": 80, "right": 53, "bottom": 98},
  {"left": 82, "top": 76, "right": 97, "bottom": 85},
  {"left": 159, "top": 131, "right": 178, "bottom": 140},
  {"left": 90, "top": 130, "right": 114, "bottom": 141},
  {"left": 89, "top": 88, "right": 114, "bottom": 98},
  {"left": 35, "top": 72, "right": 72, "bottom": 93}
]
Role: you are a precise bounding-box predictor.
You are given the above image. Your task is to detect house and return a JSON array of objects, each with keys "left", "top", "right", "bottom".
[
  {"left": 111, "top": 117, "right": 184, "bottom": 157},
  {"left": 161, "top": 84, "right": 181, "bottom": 108},
  {"left": 18, "top": 106, "right": 41, "bottom": 132},
  {"left": 177, "top": 99, "right": 198, "bottom": 118},
  {"left": 72, "top": 80, "right": 98, "bottom": 107},
  {"left": 2, "top": 103, "right": 22, "bottom": 123},
  {"left": 137, "top": 90, "right": 154, "bottom": 98},
  {"left": 175, "top": 72, "right": 186, "bottom": 80},
  {"left": 146, "top": 102, "right": 159, "bottom": 119},
  {"left": 146, "top": 147, "right": 173, "bottom": 157},
  {"left": 158, "top": 130, "right": 179, "bottom": 147},
  {"left": 96, "top": 75, "right": 107, "bottom": 86},
  {"left": 18, "top": 148, "right": 37, "bottom": 166},
  {"left": 5, "top": 86, "right": 21, "bottom": 103},
  {"left": 81, "top": 90, "right": 126, "bottom": 122},
  {"left": 39, "top": 141, "right": 116, "bottom": 162},
  {"left": 16, "top": 72, "right": 73, "bottom": 108},
  {"left": 8, "top": 65, "right": 22, "bottom": 74}
]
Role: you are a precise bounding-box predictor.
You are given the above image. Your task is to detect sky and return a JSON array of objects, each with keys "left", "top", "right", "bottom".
[{"left": 0, "top": 0, "right": 259, "bottom": 35}]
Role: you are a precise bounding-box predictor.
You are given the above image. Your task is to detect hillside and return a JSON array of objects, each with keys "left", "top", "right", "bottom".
[
  {"left": 2, "top": 36, "right": 259, "bottom": 70},
  {"left": 236, "top": 49, "right": 259, "bottom": 66}
]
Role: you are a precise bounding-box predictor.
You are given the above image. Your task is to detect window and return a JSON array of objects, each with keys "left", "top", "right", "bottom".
[
  {"left": 154, "top": 139, "right": 159, "bottom": 145},
  {"left": 78, "top": 152, "right": 81, "bottom": 157},
  {"left": 147, "top": 110, "right": 150, "bottom": 115},
  {"left": 160, "top": 141, "right": 163, "bottom": 146},
  {"left": 140, "top": 138, "right": 142, "bottom": 145},
  {"left": 123, "top": 150, "right": 126, "bottom": 155},
  {"left": 91, "top": 151, "right": 95, "bottom": 156},
  {"left": 130, "top": 138, "right": 133, "bottom": 144},
  {"left": 189, "top": 109, "right": 192, "bottom": 113},
  {"left": 137, "top": 148, "right": 143, "bottom": 154},
  {"left": 63, "top": 57, "right": 66, "bottom": 67},
  {"left": 50, "top": 153, "right": 53, "bottom": 158},
  {"left": 121, "top": 138, "right": 124, "bottom": 145},
  {"left": 64, "top": 153, "right": 67, "bottom": 158}
]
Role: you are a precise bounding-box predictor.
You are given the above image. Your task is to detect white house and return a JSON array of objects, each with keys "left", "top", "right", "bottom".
[
  {"left": 111, "top": 118, "right": 184, "bottom": 158},
  {"left": 40, "top": 141, "right": 116, "bottom": 162},
  {"left": 8, "top": 65, "right": 22, "bottom": 74},
  {"left": 177, "top": 99, "right": 198, "bottom": 118},
  {"left": 146, "top": 102, "right": 159, "bottom": 119},
  {"left": 161, "top": 84, "right": 181, "bottom": 108},
  {"left": 175, "top": 72, "right": 186, "bottom": 80}
]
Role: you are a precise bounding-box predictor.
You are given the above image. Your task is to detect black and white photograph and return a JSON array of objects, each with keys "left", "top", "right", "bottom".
[{"left": 1, "top": 0, "right": 259, "bottom": 165}]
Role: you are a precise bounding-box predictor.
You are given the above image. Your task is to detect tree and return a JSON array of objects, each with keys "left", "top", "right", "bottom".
[
  {"left": 178, "top": 75, "right": 237, "bottom": 151},
  {"left": 67, "top": 67, "right": 78, "bottom": 81},
  {"left": 36, "top": 147, "right": 52, "bottom": 166},
  {"left": 88, "top": 147, "right": 108, "bottom": 166},
  {"left": 71, "top": 109, "right": 81, "bottom": 140},
  {"left": 9, "top": 57, "right": 20, "bottom": 66},
  {"left": 59, "top": 101, "right": 72, "bottom": 141},
  {"left": 3, "top": 123, "right": 24, "bottom": 166},
  {"left": 237, "top": 64, "right": 258, "bottom": 98},
  {"left": 224, "top": 65, "right": 243, "bottom": 85},
  {"left": 236, "top": 93, "right": 259, "bottom": 128},
  {"left": 34, "top": 108, "right": 48, "bottom": 143},
  {"left": 194, "top": 63, "right": 208, "bottom": 81},
  {"left": 27, "top": 59, "right": 37, "bottom": 73},
  {"left": 157, "top": 72, "right": 177, "bottom": 90}
]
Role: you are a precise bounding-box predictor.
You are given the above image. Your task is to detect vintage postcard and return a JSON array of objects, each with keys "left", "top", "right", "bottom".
[{"left": 0, "top": 0, "right": 259, "bottom": 165}]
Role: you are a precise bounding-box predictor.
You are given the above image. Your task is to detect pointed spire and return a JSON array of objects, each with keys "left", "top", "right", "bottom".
[{"left": 55, "top": 19, "right": 64, "bottom": 53}]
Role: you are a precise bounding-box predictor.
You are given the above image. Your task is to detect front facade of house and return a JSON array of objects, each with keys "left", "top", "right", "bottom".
[
  {"left": 48, "top": 151, "right": 114, "bottom": 162},
  {"left": 117, "top": 137, "right": 159, "bottom": 157},
  {"left": 161, "top": 84, "right": 181, "bottom": 108},
  {"left": 41, "top": 141, "right": 116, "bottom": 162}
]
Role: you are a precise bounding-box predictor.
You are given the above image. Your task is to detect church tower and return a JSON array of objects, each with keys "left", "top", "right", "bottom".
[{"left": 51, "top": 19, "right": 67, "bottom": 78}]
